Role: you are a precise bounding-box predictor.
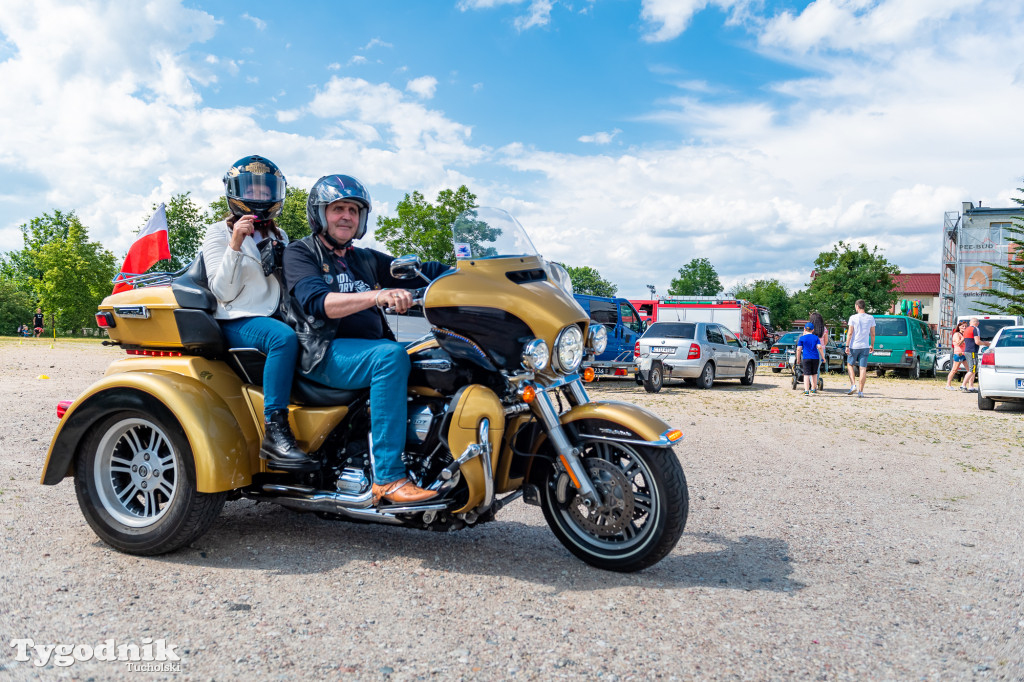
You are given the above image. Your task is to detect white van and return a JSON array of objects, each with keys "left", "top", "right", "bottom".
[{"left": 957, "top": 315, "right": 1024, "bottom": 344}]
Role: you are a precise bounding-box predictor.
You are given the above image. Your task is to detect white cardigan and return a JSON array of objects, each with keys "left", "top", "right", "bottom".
[{"left": 201, "top": 221, "right": 288, "bottom": 320}]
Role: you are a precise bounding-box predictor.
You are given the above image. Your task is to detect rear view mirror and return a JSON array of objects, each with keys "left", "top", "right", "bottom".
[{"left": 390, "top": 255, "right": 423, "bottom": 280}]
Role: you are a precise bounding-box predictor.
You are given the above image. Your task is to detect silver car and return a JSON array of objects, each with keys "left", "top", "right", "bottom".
[
  {"left": 977, "top": 326, "right": 1024, "bottom": 410},
  {"left": 636, "top": 321, "right": 758, "bottom": 392}
]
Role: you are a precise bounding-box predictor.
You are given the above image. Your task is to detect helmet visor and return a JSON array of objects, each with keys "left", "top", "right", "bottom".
[{"left": 225, "top": 174, "right": 286, "bottom": 203}]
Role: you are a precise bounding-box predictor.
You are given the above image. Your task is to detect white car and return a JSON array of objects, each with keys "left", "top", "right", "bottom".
[{"left": 977, "top": 326, "right": 1024, "bottom": 411}]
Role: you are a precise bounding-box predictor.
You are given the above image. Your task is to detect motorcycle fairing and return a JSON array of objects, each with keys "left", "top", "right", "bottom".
[{"left": 558, "top": 401, "right": 678, "bottom": 447}]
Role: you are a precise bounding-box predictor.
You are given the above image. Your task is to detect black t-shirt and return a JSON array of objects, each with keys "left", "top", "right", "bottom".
[{"left": 33, "top": 313, "right": 43, "bottom": 328}]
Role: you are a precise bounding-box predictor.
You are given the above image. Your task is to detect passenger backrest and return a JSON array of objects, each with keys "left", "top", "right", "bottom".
[{"left": 171, "top": 255, "right": 217, "bottom": 312}]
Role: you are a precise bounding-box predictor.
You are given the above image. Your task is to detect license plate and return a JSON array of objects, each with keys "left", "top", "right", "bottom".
[
  {"left": 652, "top": 346, "right": 675, "bottom": 353},
  {"left": 593, "top": 367, "right": 609, "bottom": 375},
  {"left": 1017, "top": 378, "right": 1024, "bottom": 389},
  {"left": 874, "top": 350, "right": 891, "bottom": 357}
]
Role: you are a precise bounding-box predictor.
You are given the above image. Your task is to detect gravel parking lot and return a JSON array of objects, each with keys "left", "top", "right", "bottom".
[{"left": 1, "top": 339, "right": 1022, "bottom": 680}]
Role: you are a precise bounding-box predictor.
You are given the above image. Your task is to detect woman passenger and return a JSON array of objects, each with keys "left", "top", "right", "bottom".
[{"left": 201, "top": 155, "right": 316, "bottom": 471}]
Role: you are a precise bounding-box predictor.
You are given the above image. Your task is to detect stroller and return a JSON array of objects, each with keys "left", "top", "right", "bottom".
[{"left": 789, "top": 350, "right": 824, "bottom": 391}]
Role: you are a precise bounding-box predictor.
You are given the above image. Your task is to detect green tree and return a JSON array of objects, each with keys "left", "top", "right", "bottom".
[
  {"left": 2, "top": 211, "right": 116, "bottom": 333},
  {"left": 374, "top": 186, "right": 477, "bottom": 266},
  {"left": 0, "top": 280, "right": 35, "bottom": 334},
  {"left": 149, "top": 192, "right": 213, "bottom": 272},
  {"left": 807, "top": 241, "right": 900, "bottom": 324},
  {"left": 734, "top": 278, "right": 793, "bottom": 329},
  {"left": 210, "top": 186, "right": 310, "bottom": 242},
  {"left": 561, "top": 264, "right": 617, "bottom": 297},
  {"left": 668, "top": 258, "right": 722, "bottom": 296},
  {"left": 975, "top": 188, "right": 1024, "bottom": 315}
]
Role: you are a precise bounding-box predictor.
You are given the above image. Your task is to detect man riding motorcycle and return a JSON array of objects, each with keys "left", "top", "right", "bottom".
[{"left": 282, "top": 174, "right": 449, "bottom": 504}]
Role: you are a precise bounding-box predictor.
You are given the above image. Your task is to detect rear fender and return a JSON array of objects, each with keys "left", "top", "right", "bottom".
[{"left": 42, "top": 371, "right": 255, "bottom": 493}]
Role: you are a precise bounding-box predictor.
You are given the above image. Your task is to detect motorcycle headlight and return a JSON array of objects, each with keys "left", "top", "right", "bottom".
[
  {"left": 554, "top": 325, "right": 584, "bottom": 374},
  {"left": 587, "top": 323, "right": 608, "bottom": 355},
  {"left": 521, "top": 338, "right": 549, "bottom": 372},
  {"left": 546, "top": 261, "right": 574, "bottom": 296}
]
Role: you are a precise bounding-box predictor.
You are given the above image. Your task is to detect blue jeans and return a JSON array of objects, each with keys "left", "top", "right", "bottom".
[
  {"left": 303, "top": 338, "right": 411, "bottom": 484},
  {"left": 848, "top": 347, "right": 870, "bottom": 368},
  {"left": 219, "top": 316, "right": 298, "bottom": 418}
]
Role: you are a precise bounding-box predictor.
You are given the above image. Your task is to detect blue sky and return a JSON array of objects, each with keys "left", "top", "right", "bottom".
[{"left": 2, "top": 0, "right": 1024, "bottom": 298}]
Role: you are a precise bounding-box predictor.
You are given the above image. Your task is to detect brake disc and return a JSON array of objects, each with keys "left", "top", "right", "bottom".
[{"left": 567, "top": 457, "right": 635, "bottom": 537}]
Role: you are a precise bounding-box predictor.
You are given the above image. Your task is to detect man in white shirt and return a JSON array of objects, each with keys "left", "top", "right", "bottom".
[{"left": 845, "top": 299, "right": 875, "bottom": 398}]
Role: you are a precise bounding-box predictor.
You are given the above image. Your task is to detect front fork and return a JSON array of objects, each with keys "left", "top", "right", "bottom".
[{"left": 528, "top": 377, "right": 600, "bottom": 507}]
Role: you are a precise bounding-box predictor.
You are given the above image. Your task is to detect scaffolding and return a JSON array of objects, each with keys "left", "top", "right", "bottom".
[
  {"left": 938, "top": 210, "right": 960, "bottom": 347},
  {"left": 937, "top": 202, "right": 1021, "bottom": 346}
]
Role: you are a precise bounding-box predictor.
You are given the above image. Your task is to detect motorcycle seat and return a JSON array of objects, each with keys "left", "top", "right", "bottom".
[
  {"left": 228, "top": 348, "right": 365, "bottom": 407},
  {"left": 170, "top": 255, "right": 217, "bottom": 312}
]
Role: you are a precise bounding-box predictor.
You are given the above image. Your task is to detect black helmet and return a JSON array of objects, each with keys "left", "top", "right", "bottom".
[
  {"left": 223, "top": 155, "right": 286, "bottom": 221},
  {"left": 307, "top": 175, "right": 372, "bottom": 244}
]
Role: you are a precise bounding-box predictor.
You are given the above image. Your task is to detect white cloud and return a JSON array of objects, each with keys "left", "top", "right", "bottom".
[
  {"left": 240, "top": 12, "right": 266, "bottom": 31},
  {"left": 578, "top": 129, "right": 621, "bottom": 144},
  {"left": 458, "top": 0, "right": 555, "bottom": 31},
  {"left": 406, "top": 75, "right": 438, "bottom": 99},
  {"left": 328, "top": 62, "right": 341, "bottom": 71},
  {"left": 361, "top": 38, "right": 393, "bottom": 51}
]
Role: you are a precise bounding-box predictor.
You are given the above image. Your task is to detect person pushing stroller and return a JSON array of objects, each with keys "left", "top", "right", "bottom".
[{"left": 795, "top": 322, "right": 824, "bottom": 396}]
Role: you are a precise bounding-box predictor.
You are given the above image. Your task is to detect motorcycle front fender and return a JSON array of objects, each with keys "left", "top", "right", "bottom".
[
  {"left": 42, "top": 369, "right": 257, "bottom": 493},
  {"left": 558, "top": 400, "right": 681, "bottom": 448}
]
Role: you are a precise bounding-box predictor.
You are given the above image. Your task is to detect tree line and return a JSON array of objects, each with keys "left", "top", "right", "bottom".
[{"left": 3, "top": 181, "right": 1022, "bottom": 336}]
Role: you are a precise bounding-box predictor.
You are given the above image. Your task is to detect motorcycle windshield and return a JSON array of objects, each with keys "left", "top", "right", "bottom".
[{"left": 452, "top": 207, "right": 540, "bottom": 261}]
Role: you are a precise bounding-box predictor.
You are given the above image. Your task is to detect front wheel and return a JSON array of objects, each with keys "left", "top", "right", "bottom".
[
  {"left": 539, "top": 440, "right": 688, "bottom": 572},
  {"left": 74, "top": 410, "right": 226, "bottom": 555},
  {"left": 643, "top": 361, "right": 664, "bottom": 393},
  {"left": 978, "top": 392, "right": 995, "bottom": 411}
]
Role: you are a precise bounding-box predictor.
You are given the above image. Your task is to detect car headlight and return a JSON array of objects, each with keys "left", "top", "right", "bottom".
[
  {"left": 521, "top": 338, "right": 549, "bottom": 372},
  {"left": 587, "top": 323, "right": 608, "bottom": 355},
  {"left": 554, "top": 325, "right": 584, "bottom": 374}
]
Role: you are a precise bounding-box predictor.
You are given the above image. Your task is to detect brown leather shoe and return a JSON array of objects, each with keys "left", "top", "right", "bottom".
[{"left": 371, "top": 478, "right": 438, "bottom": 505}]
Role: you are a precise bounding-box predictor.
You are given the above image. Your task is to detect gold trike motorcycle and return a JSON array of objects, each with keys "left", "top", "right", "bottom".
[{"left": 41, "top": 208, "right": 689, "bottom": 572}]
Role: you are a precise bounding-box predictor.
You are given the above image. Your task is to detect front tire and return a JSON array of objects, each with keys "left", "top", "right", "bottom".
[
  {"left": 539, "top": 440, "right": 688, "bottom": 572},
  {"left": 643, "top": 361, "right": 664, "bottom": 393},
  {"left": 74, "top": 410, "right": 226, "bottom": 555},
  {"left": 740, "top": 362, "right": 756, "bottom": 386}
]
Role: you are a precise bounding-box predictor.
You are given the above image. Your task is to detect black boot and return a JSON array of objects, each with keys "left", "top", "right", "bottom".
[{"left": 260, "top": 411, "right": 318, "bottom": 472}]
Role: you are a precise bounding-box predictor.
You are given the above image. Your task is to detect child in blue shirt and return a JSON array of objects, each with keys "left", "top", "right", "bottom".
[{"left": 796, "top": 322, "right": 823, "bottom": 395}]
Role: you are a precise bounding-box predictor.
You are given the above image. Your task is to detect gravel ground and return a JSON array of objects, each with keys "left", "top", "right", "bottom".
[{"left": 0, "top": 338, "right": 1022, "bottom": 681}]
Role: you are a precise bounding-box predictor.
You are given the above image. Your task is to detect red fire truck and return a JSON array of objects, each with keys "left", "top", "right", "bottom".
[{"left": 630, "top": 297, "right": 777, "bottom": 357}]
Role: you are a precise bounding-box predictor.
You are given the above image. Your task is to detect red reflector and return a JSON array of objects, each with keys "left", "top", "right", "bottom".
[
  {"left": 770, "top": 346, "right": 779, "bottom": 354},
  {"left": 687, "top": 343, "right": 700, "bottom": 360},
  {"left": 614, "top": 368, "right": 626, "bottom": 376},
  {"left": 95, "top": 311, "right": 114, "bottom": 328},
  {"left": 57, "top": 400, "right": 73, "bottom": 419},
  {"left": 981, "top": 352, "right": 995, "bottom": 366},
  {"left": 126, "top": 349, "right": 183, "bottom": 357},
  {"left": 633, "top": 342, "right": 640, "bottom": 359},
  {"left": 904, "top": 350, "right": 914, "bottom": 358}
]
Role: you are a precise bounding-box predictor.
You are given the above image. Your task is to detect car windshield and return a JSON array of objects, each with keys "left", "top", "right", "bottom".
[
  {"left": 875, "top": 318, "right": 908, "bottom": 336},
  {"left": 452, "top": 207, "right": 539, "bottom": 260},
  {"left": 777, "top": 332, "right": 800, "bottom": 344},
  {"left": 644, "top": 322, "right": 695, "bottom": 339},
  {"left": 995, "top": 328, "right": 1024, "bottom": 347}
]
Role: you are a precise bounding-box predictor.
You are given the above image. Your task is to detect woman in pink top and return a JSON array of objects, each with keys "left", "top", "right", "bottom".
[{"left": 945, "top": 320, "right": 968, "bottom": 390}]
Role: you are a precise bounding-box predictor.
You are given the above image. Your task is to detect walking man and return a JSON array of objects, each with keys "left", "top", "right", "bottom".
[
  {"left": 959, "top": 317, "right": 988, "bottom": 393},
  {"left": 845, "top": 299, "right": 875, "bottom": 398}
]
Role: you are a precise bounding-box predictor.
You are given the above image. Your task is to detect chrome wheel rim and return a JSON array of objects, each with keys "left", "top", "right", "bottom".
[
  {"left": 556, "top": 442, "right": 659, "bottom": 551},
  {"left": 93, "top": 418, "right": 179, "bottom": 528}
]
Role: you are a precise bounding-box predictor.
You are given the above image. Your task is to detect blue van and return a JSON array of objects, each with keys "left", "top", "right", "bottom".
[{"left": 574, "top": 294, "right": 646, "bottom": 375}]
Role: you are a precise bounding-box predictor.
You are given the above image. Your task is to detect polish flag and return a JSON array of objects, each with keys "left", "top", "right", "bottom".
[{"left": 112, "top": 203, "right": 171, "bottom": 294}]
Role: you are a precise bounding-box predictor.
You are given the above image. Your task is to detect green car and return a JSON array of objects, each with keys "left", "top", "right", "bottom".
[{"left": 868, "top": 315, "right": 938, "bottom": 379}]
